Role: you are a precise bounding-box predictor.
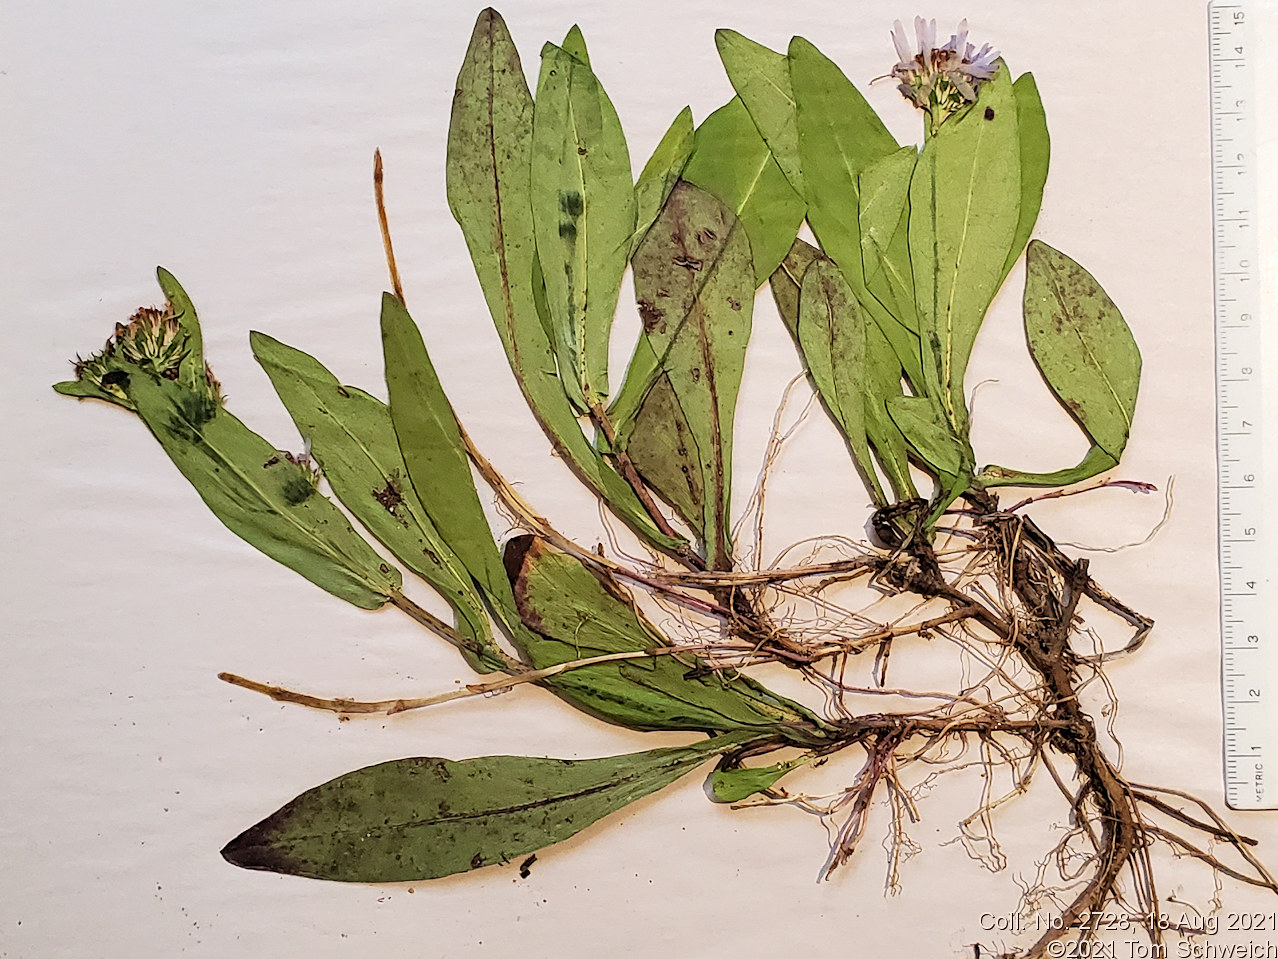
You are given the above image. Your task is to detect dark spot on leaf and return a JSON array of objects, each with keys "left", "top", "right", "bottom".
[
  {"left": 379, "top": 563, "right": 391, "bottom": 574},
  {"left": 373, "top": 477, "right": 404, "bottom": 514},
  {"left": 100, "top": 370, "right": 129, "bottom": 387},
  {"left": 179, "top": 390, "right": 218, "bottom": 428},
  {"left": 695, "top": 228, "right": 717, "bottom": 244},
  {"left": 280, "top": 475, "right": 314, "bottom": 505},
  {"left": 470, "top": 852, "right": 485, "bottom": 870},
  {"left": 337, "top": 386, "right": 350, "bottom": 398},
  {"left": 577, "top": 146, "right": 587, "bottom": 156},
  {"left": 638, "top": 299, "right": 663, "bottom": 333},
  {"left": 672, "top": 255, "right": 703, "bottom": 271},
  {"left": 264, "top": 455, "right": 280, "bottom": 468},
  {"left": 690, "top": 367, "right": 701, "bottom": 382},
  {"left": 559, "top": 190, "right": 583, "bottom": 218},
  {"left": 519, "top": 854, "right": 537, "bottom": 878},
  {"left": 728, "top": 298, "right": 741, "bottom": 311},
  {"left": 424, "top": 548, "right": 440, "bottom": 565},
  {"left": 558, "top": 221, "right": 577, "bottom": 241},
  {"left": 984, "top": 107, "right": 995, "bottom": 121}
]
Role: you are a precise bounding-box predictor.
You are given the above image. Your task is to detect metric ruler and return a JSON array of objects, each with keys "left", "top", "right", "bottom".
[{"left": 1211, "top": 0, "right": 1278, "bottom": 809}]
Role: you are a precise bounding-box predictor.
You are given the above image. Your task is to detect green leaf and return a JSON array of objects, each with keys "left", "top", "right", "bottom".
[
  {"left": 1002, "top": 73, "right": 1050, "bottom": 280},
  {"left": 789, "top": 35, "right": 897, "bottom": 284},
  {"left": 1020, "top": 240, "right": 1140, "bottom": 463},
  {"left": 788, "top": 36, "right": 923, "bottom": 391},
  {"left": 445, "top": 10, "right": 685, "bottom": 556},
  {"left": 887, "top": 395, "right": 972, "bottom": 479},
  {"left": 714, "top": 29, "right": 803, "bottom": 193},
  {"left": 381, "top": 294, "right": 511, "bottom": 608},
  {"left": 859, "top": 145, "right": 919, "bottom": 332},
  {"left": 709, "top": 760, "right": 798, "bottom": 803},
  {"left": 612, "top": 181, "right": 754, "bottom": 568},
  {"left": 862, "top": 323, "right": 917, "bottom": 501},
  {"left": 506, "top": 536, "right": 828, "bottom": 741},
  {"left": 623, "top": 373, "right": 703, "bottom": 527},
  {"left": 797, "top": 260, "right": 881, "bottom": 503},
  {"left": 252, "top": 331, "right": 504, "bottom": 673},
  {"left": 125, "top": 372, "right": 398, "bottom": 609},
  {"left": 908, "top": 63, "right": 1022, "bottom": 436},
  {"left": 631, "top": 107, "right": 695, "bottom": 255},
  {"left": 221, "top": 736, "right": 751, "bottom": 882},
  {"left": 682, "top": 97, "right": 805, "bottom": 286},
  {"left": 560, "top": 24, "right": 589, "bottom": 65},
  {"left": 155, "top": 267, "right": 206, "bottom": 394},
  {"left": 770, "top": 241, "right": 915, "bottom": 501},
  {"left": 531, "top": 39, "right": 635, "bottom": 409}
]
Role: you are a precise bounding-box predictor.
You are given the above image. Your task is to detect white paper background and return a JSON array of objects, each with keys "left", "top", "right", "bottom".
[{"left": 5, "top": 1, "right": 1277, "bottom": 956}]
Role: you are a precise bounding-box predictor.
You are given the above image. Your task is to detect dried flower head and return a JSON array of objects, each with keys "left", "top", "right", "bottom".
[
  {"left": 891, "top": 17, "right": 999, "bottom": 130},
  {"left": 114, "top": 305, "right": 187, "bottom": 378}
]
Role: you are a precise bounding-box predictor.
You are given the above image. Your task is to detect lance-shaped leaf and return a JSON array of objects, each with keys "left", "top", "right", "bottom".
[
  {"left": 797, "top": 261, "right": 881, "bottom": 503},
  {"left": 1002, "top": 73, "right": 1050, "bottom": 280},
  {"left": 252, "top": 332, "right": 504, "bottom": 673},
  {"left": 909, "top": 63, "right": 1022, "bottom": 436},
  {"left": 631, "top": 107, "right": 694, "bottom": 256},
  {"left": 531, "top": 37, "right": 635, "bottom": 410},
  {"left": 770, "top": 241, "right": 915, "bottom": 501},
  {"left": 446, "top": 10, "right": 684, "bottom": 555},
  {"left": 682, "top": 96, "right": 805, "bottom": 286},
  {"left": 506, "top": 536, "right": 828, "bottom": 741},
  {"left": 859, "top": 145, "right": 919, "bottom": 332},
  {"left": 222, "top": 735, "right": 753, "bottom": 882},
  {"left": 381, "top": 295, "right": 511, "bottom": 609},
  {"left": 715, "top": 29, "right": 803, "bottom": 194},
  {"left": 126, "top": 372, "right": 399, "bottom": 609},
  {"left": 980, "top": 241, "right": 1140, "bottom": 488},
  {"left": 611, "top": 182, "right": 754, "bottom": 568},
  {"left": 788, "top": 36, "right": 923, "bottom": 390},
  {"left": 887, "top": 394, "right": 972, "bottom": 480}
]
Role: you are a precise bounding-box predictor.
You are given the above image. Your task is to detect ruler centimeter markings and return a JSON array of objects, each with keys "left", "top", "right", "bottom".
[{"left": 1210, "top": 1, "right": 1273, "bottom": 809}]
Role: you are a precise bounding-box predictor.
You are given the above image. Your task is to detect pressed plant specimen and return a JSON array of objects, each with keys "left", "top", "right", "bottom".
[{"left": 55, "top": 10, "right": 1277, "bottom": 957}]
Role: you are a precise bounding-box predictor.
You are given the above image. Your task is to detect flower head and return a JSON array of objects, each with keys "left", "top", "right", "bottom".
[
  {"left": 68, "top": 301, "right": 222, "bottom": 406},
  {"left": 890, "top": 17, "right": 999, "bottom": 130},
  {"left": 114, "top": 305, "right": 187, "bottom": 377}
]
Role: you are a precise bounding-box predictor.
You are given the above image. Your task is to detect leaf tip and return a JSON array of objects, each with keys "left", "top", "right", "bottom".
[{"left": 220, "top": 818, "right": 296, "bottom": 875}]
